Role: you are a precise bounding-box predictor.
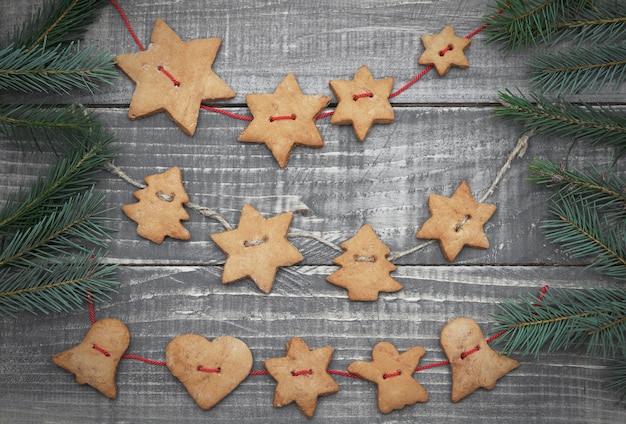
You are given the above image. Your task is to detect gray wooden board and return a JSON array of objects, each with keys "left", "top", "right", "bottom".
[{"left": 1, "top": 0, "right": 625, "bottom": 423}]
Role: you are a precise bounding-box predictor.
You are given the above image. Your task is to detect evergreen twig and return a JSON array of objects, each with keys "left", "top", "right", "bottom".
[
  {"left": 607, "top": 360, "right": 626, "bottom": 401},
  {"left": 551, "top": 2, "right": 626, "bottom": 46}
]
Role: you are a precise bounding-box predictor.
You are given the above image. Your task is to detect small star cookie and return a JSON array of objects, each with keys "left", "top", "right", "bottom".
[
  {"left": 52, "top": 319, "right": 130, "bottom": 399},
  {"left": 115, "top": 18, "right": 235, "bottom": 136},
  {"left": 329, "top": 66, "right": 394, "bottom": 141},
  {"left": 416, "top": 181, "right": 496, "bottom": 261},
  {"left": 121, "top": 166, "right": 191, "bottom": 244},
  {"left": 210, "top": 204, "right": 304, "bottom": 293},
  {"left": 264, "top": 337, "right": 340, "bottom": 418},
  {"left": 237, "top": 73, "right": 331, "bottom": 168},
  {"left": 326, "top": 224, "right": 402, "bottom": 301},
  {"left": 418, "top": 25, "right": 471, "bottom": 76},
  {"left": 348, "top": 342, "right": 428, "bottom": 413}
]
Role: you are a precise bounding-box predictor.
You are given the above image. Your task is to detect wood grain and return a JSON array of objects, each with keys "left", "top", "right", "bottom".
[{"left": 1, "top": 0, "right": 625, "bottom": 423}]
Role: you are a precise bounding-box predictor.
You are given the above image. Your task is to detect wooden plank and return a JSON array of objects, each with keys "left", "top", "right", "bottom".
[{"left": 0, "top": 265, "right": 623, "bottom": 423}]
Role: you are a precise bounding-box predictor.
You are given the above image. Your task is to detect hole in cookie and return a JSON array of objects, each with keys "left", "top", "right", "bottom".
[
  {"left": 197, "top": 365, "right": 221, "bottom": 373},
  {"left": 269, "top": 114, "right": 297, "bottom": 122},
  {"left": 454, "top": 215, "right": 471, "bottom": 232},
  {"left": 353, "top": 92, "right": 374, "bottom": 101},
  {"left": 156, "top": 191, "right": 175, "bottom": 202},
  {"left": 244, "top": 235, "right": 269, "bottom": 247},
  {"left": 460, "top": 346, "right": 480, "bottom": 359},
  {"left": 291, "top": 369, "right": 313, "bottom": 377},
  {"left": 354, "top": 255, "right": 376, "bottom": 263},
  {"left": 382, "top": 370, "right": 402, "bottom": 379},
  {"left": 439, "top": 44, "right": 454, "bottom": 56}
]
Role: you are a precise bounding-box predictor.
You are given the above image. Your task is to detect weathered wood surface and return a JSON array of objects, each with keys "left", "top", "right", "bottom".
[{"left": 1, "top": 0, "right": 625, "bottom": 423}]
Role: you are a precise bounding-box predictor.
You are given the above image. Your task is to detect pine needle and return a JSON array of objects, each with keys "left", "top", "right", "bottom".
[
  {"left": 606, "top": 359, "right": 626, "bottom": 401},
  {"left": 551, "top": 2, "right": 626, "bottom": 47}
]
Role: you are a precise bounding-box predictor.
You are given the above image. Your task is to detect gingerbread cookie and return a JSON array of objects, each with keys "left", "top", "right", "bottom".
[
  {"left": 237, "top": 73, "right": 331, "bottom": 168},
  {"left": 52, "top": 318, "right": 130, "bottom": 399},
  {"left": 329, "top": 65, "right": 394, "bottom": 141},
  {"left": 165, "top": 334, "right": 253, "bottom": 410},
  {"left": 416, "top": 181, "right": 496, "bottom": 261},
  {"left": 122, "top": 166, "right": 191, "bottom": 244},
  {"left": 210, "top": 204, "right": 304, "bottom": 293},
  {"left": 326, "top": 224, "right": 402, "bottom": 301},
  {"left": 115, "top": 18, "right": 235, "bottom": 136},
  {"left": 348, "top": 342, "right": 428, "bottom": 413},
  {"left": 440, "top": 318, "right": 519, "bottom": 402},
  {"left": 418, "top": 25, "right": 471, "bottom": 76},
  {"left": 264, "top": 337, "right": 340, "bottom": 418}
]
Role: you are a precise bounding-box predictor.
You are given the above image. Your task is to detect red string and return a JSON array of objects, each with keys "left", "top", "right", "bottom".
[
  {"left": 200, "top": 105, "right": 253, "bottom": 121},
  {"left": 198, "top": 366, "right": 221, "bottom": 373},
  {"left": 87, "top": 291, "right": 96, "bottom": 325},
  {"left": 122, "top": 354, "right": 167, "bottom": 366},
  {"left": 269, "top": 114, "right": 296, "bottom": 122},
  {"left": 92, "top": 344, "right": 111, "bottom": 357},
  {"left": 157, "top": 66, "right": 181, "bottom": 87},
  {"left": 108, "top": 0, "right": 145, "bottom": 51},
  {"left": 291, "top": 369, "right": 313, "bottom": 376},
  {"left": 353, "top": 92, "right": 373, "bottom": 101}
]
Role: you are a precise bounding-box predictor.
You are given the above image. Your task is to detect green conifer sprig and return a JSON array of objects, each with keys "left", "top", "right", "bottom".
[
  {"left": 550, "top": 2, "right": 626, "bottom": 46},
  {"left": 496, "top": 90, "right": 626, "bottom": 157},
  {"left": 12, "top": 0, "right": 109, "bottom": 50},
  {"left": 492, "top": 287, "right": 626, "bottom": 360},
  {"left": 482, "top": 0, "right": 590, "bottom": 51},
  {"left": 608, "top": 360, "right": 626, "bottom": 400},
  {"left": 0, "top": 42, "right": 116, "bottom": 94},
  {"left": 529, "top": 45, "right": 626, "bottom": 95}
]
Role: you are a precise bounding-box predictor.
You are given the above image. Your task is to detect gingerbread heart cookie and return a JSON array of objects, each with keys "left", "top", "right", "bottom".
[{"left": 165, "top": 334, "right": 253, "bottom": 410}]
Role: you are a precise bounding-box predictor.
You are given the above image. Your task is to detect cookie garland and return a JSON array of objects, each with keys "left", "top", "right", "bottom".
[
  {"left": 54, "top": 0, "right": 524, "bottom": 417},
  {"left": 51, "top": 291, "right": 525, "bottom": 417}
]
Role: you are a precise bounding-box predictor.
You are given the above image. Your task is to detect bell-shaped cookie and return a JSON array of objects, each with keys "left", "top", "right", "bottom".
[
  {"left": 440, "top": 317, "right": 518, "bottom": 402},
  {"left": 53, "top": 318, "right": 130, "bottom": 399}
]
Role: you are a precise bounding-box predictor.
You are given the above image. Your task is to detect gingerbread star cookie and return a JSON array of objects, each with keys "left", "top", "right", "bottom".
[
  {"left": 329, "top": 66, "right": 394, "bottom": 141},
  {"left": 52, "top": 319, "right": 130, "bottom": 399},
  {"left": 264, "top": 337, "right": 340, "bottom": 418},
  {"left": 326, "top": 224, "right": 402, "bottom": 301},
  {"left": 440, "top": 318, "right": 519, "bottom": 402},
  {"left": 115, "top": 18, "right": 235, "bottom": 136},
  {"left": 418, "top": 25, "right": 471, "bottom": 76},
  {"left": 122, "top": 166, "right": 191, "bottom": 244},
  {"left": 348, "top": 342, "right": 428, "bottom": 413},
  {"left": 416, "top": 181, "right": 496, "bottom": 261},
  {"left": 210, "top": 204, "right": 304, "bottom": 293},
  {"left": 237, "top": 73, "right": 331, "bottom": 167}
]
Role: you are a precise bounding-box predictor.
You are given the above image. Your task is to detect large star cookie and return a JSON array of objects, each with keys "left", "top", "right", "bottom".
[
  {"left": 329, "top": 65, "right": 394, "bottom": 141},
  {"left": 115, "top": 18, "right": 235, "bottom": 136},
  {"left": 348, "top": 342, "right": 428, "bottom": 413},
  {"left": 416, "top": 181, "right": 496, "bottom": 261},
  {"left": 264, "top": 337, "right": 340, "bottom": 418},
  {"left": 326, "top": 224, "right": 402, "bottom": 301},
  {"left": 237, "top": 73, "right": 330, "bottom": 167},
  {"left": 121, "top": 166, "right": 191, "bottom": 244},
  {"left": 210, "top": 204, "right": 304, "bottom": 293},
  {"left": 418, "top": 25, "right": 471, "bottom": 76}
]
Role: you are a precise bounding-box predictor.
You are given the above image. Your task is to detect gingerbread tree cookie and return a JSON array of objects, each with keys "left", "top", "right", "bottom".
[
  {"left": 122, "top": 166, "right": 191, "bottom": 244},
  {"left": 418, "top": 25, "right": 471, "bottom": 76},
  {"left": 210, "top": 204, "right": 304, "bottom": 293},
  {"left": 329, "top": 65, "right": 394, "bottom": 141},
  {"left": 237, "top": 73, "right": 331, "bottom": 168},
  {"left": 115, "top": 18, "right": 235, "bottom": 136},
  {"left": 348, "top": 341, "right": 428, "bottom": 413},
  {"left": 264, "top": 337, "right": 340, "bottom": 418},
  {"left": 326, "top": 224, "right": 402, "bottom": 301},
  {"left": 416, "top": 181, "right": 496, "bottom": 261}
]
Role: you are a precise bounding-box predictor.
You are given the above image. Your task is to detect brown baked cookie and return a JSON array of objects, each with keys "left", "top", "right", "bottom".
[
  {"left": 122, "top": 166, "right": 191, "bottom": 244},
  {"left": 348, "top": 342, "right": 428, "bottom": 413},
  {"left": 418, "top": 25, "right": 471, "bottom": 76},
  {"left": 165, "top": 334, "right": 253, "bottom": 410},
  {"left": 440, "top": 318, "right": 519, "bottom": 403},
  {"left": 115, "top": 18, "right": 235, "bottom": 136},
  {"left": 237, "top": 73, "right": 331, "bottom": 168},
  {"left": 326, "top": 224, "right": 402, "bottom": 301},
  {"left": 52, "top": 318, "right": 130, "bottom": 399},
  {"left": 264, "top": 337, "right": 340, "bottom": 418},
  {"left": 416, "top": 181, "right": 496, "bottom": 261},
  {"left": 210, "top": 204, "right": 304, "bottom": 294},
  {"left": 329, "top": 65, "right": 394, "bottom": 141}
]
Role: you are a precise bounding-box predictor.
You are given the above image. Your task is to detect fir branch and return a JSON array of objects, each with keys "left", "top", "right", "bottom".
[
  {"left": 0, "top": 42, "right": 116, "bottom": 94},
  {"left": 0, "top": 252, "right": 118, "bottom": 317},
  {"left": 529, "top": 44, "right": 626, "bottom": 95},
  {"left": 552, "top": 2, "right": 626, "bottom": 46},
  {"left": 607, "top": 359, "right": 626, "bottom": 401},
  {"left": 482, "top": 0, "right": 590, "bottom": 51},
  {"left": 0, "top": 114, "right": 116, "bottom": 229},
  {"left": 542, "top": 193, "right": 626, "bottom": 280},
  {"left": 492, "top": 287, "right": 626, "bottom": 359},
  {"left": 496, "top": 90, "right": 626, "bottom": 157},
  {"left": 12, "top": 0, "right": 109, "bottom": 50}
]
